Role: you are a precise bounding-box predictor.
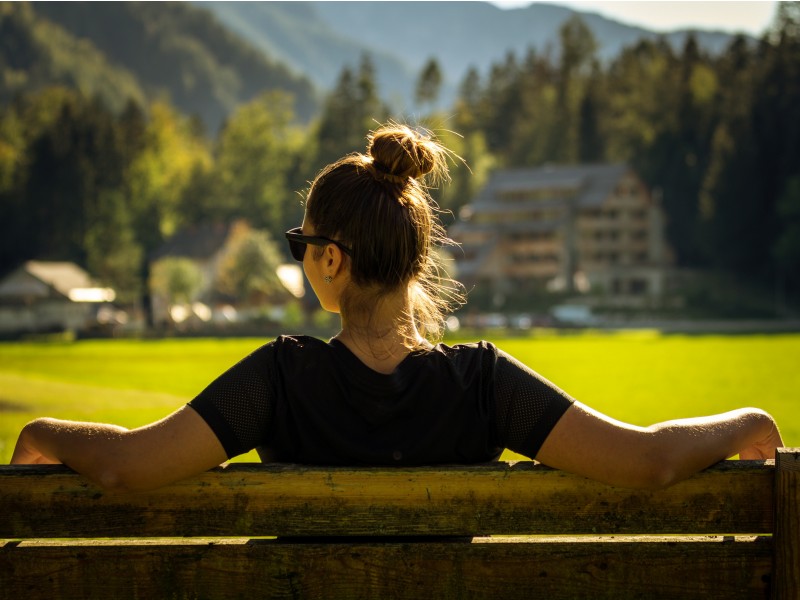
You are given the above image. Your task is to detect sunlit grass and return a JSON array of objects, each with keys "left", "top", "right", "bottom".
[
  {"left": 0, "top": 338, "right": 266, "bottom": 462},
  {"left": 492, "top": 331, "right": 799, "bottom": 429},
  {"left": 1, "top": 332, "right": 797, "bottom": 464}
]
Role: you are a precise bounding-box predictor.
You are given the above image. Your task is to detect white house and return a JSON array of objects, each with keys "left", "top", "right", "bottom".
[{"left": 0, "top": 261, "right": 116, "bottom": 335}]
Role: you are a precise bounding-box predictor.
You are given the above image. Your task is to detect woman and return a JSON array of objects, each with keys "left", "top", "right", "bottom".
[{"left": 11, "top": 124, "right": 783, "bottom": 491}]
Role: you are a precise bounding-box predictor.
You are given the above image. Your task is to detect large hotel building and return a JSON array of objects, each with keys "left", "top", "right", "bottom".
[{"left": 448, "top": 164, "right": 674, "bottom": 306}]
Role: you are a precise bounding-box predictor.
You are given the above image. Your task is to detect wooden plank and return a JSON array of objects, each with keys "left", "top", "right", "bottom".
[
  {"left": 772, "top": 448, "right": 800, "bottom": 600},
  {"left": 0, "top": 536, "right": 772, "bottom": 600},
  {"left": 1, "top": 461, "right": 774, "bottom": 538}
]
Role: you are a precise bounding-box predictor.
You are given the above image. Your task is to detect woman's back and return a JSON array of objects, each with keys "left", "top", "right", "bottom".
[{"left": 188, "top": 335, "right": 573, "bottom": 466}]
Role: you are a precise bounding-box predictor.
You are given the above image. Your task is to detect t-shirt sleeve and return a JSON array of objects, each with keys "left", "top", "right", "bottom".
[
  {"left": 493, "top": 348, "right": 575, "bottom": 459},
  {"left": 187, "top": 343, "right": 276, "bottom": 459}
]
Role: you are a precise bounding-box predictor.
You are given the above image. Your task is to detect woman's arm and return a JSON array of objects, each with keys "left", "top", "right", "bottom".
[
  {"left": 11, "top": 405, "right": 228, "bottom": 492},
  {"left": 535, "top": 401, "right": 783, "bottom": 489},
  {"left": 10, "top": 342, "right": 280, "bottom": 492}
]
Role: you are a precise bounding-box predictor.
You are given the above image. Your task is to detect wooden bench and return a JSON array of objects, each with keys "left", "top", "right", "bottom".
[{"left": 2, "top": 449, "right": 798, "bottom": 599}]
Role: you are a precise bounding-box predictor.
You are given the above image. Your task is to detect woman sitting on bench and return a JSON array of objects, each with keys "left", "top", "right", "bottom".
[{"left": 11, "top": 123, "right": 784, "bottom": 492}]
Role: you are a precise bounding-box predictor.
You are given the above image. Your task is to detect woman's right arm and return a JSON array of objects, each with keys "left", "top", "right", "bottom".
[
  {"left": 11, "top": 406, "right": 228, "bottom": 492},
  {"left": 10, "top": 342, "right": 280, "bottom": 492},
  {"left": 535, "top": 401, "right": 783, "bottom": 489}
]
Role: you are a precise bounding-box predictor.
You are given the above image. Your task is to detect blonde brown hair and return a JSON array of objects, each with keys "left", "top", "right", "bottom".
[{"left": 305, "top": 123, "right": 463, "bottom": 346}]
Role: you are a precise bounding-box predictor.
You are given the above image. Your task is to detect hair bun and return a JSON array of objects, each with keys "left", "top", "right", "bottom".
[{"left": 367, "top": 124, "right": 447, "bottom": 183}]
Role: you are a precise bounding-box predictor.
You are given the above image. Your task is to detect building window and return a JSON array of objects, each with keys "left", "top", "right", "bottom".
[{"left": 630, "top": 279, "right": 648, "bottom": 295}]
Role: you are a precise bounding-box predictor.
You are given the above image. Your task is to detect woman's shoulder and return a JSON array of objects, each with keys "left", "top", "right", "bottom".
[
  {"left": 274, "top": 334, "right": 330, "bottom": 347},
  {"left": 268, "top": 334, "right": 335, "bottom": 356},
  {"left": 239, "top": 335, "right": 337, "bottom": 377},
  {"left": 242, "top": 335, "right": 331, "bottom": 362},
  {"left": 423, "top": 339, "right": 501, "bottom": 371},
  {"left": 432, "top": 339, "right": 499, "bottom": 355}
]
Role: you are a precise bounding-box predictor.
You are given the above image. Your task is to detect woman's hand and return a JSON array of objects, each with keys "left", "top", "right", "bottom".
[
  {"left": 738, "top": 415, "right": 784, "bottom": 460},
  {"left": 11, "top": 444, "right": 60, "bottom": 464},
  {"left": 11, "top": 421, "right": 61, "bottom": 464}
]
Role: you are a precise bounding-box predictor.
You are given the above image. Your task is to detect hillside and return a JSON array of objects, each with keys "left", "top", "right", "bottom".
[
  {"left": 8, "top": 0, "right": 747, "bottom": 124},
  {"left": 0, "top": 2, "right": 146, "bottom": 112},
  {"left": 203, "top": 1, "right": 751, "bottom": 109},
  {"left": 312, "top": 1, "right": 741, "bottom": 78},
  {"left": 21, "top": 2, "right": 319, "bottom": 130},
  {"left": 198, "top": 1, "right": 415, "bottom": 108}
]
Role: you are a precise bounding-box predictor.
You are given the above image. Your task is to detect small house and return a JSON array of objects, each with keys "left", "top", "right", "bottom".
[{"left": 0, "top": 261, "right": 116, "bottom": 335}]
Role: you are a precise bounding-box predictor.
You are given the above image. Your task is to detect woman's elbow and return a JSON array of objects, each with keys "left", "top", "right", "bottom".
[
  {"left": 85, "top": 458, "right": 135, "bottom": 492},
  {"left": 634, "top": 462, "right": 679, "bottom": 490},
  {"left": 607, "top": 461, "right": 676, "bottom": 490},
  {"left": 84, "top": 454, "right": 159, "bottom": 493},
  {"left": 92, "top": 468, "right": 162, "bottom": 493},
  {"left": 629, "top": 434, "right": 705, "bottom": 490},
  {"left": 92, "top": 466, "right": 129, "bottom": 492},
  {"left": 619, "top": 443, "right": 681, "bottom": 490}
]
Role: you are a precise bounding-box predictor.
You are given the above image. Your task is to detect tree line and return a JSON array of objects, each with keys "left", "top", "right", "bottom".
[
  {"left": 445, "top": 4, "right": 800, "bottom": 305},
  {"left": 0, "top": 3, "right": 798, "bottom": 312}
]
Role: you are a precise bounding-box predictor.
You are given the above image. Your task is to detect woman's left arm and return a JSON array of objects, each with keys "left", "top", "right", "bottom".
[
  {"left": 535, "top": 401, "right": 783, "bottom": 489},
  {"left": 11, "top": 405, "right": 228, "bottom": 492}
]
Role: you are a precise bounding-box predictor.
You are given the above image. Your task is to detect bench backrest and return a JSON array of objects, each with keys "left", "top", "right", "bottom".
[
  {"left": 1, "top": 449, "right": 798, "bottom": 599},
  {"left": 0, "top": 459, "right": 778, "bottom": 537}
]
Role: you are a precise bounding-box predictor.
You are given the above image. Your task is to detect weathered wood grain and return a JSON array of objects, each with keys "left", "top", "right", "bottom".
[
  {"left": 772, "top": 447, "right": 800, "bottom": 600},
  {"left": 0, "top": 536, "right": 773, "bottom": 600},
  {"left": 0, "top": 460, "right": 775, "bottom": 538}
]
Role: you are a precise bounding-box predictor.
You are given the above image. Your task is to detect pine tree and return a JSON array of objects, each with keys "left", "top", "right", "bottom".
[
  {"left": 314, "top": 54, "right": 387, "bottom": 170},
  {"left": 415, "top": 58, "right": 443, "bottom": 110}
]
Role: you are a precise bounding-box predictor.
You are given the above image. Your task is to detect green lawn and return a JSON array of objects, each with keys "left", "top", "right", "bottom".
[{"left": 1, "top": 331, "right": 797, "bottom": 464}]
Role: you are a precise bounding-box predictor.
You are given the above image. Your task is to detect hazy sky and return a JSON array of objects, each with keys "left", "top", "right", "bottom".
[{"left": 491, "top": 1, "right": 779, "bottom": 36}]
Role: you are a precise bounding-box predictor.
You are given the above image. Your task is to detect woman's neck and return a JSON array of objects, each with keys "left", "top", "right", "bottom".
[{"left": 333, "top": 288, "right": 430, "bottom": 374}]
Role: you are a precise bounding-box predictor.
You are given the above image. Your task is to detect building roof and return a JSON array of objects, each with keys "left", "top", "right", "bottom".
[
  {"left": 0, "top": 261, "right": 95, "bottom": 300},
  {"left": 472, "top": 163, "right": 630, "bottom": 210}
]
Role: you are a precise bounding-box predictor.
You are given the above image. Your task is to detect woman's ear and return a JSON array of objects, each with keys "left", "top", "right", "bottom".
[{"left": 324, "top": 244, "right": 347, "bottom": 278}]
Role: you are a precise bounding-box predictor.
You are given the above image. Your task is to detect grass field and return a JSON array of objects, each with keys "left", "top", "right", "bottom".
[{"left": 1, "top": 331, "right": 798, "bottom": 464}]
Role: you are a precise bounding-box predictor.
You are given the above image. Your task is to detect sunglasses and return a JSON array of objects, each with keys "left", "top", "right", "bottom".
[{"left": 284, "top": 227, "right": 353, "bottom": 262}]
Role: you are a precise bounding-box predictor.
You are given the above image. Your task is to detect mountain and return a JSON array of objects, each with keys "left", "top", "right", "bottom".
[
  {"left": 202, "top": 1, "right": 754, "bottom": 110},
  {"left": 0, "top": 2, "right": 146, "bottom": 112},
  {"left": 3, "top": 1, "right": 754, "bottom": 129},
  {"left": 197, "top": 2, "right": 416, "bottom": 107},
  {"left": 20, "top": 2, "right": 319, "bottom": 130},
  {"left": 312, "top": 2, "right": 744, "bottom": 77}
]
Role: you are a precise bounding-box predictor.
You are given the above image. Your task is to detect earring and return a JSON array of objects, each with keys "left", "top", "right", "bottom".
[{"left": 324, "top": 275, "right": 333, "bottom": 284}]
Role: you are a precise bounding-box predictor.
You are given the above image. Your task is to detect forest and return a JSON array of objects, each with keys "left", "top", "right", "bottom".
[{"left": 0, "top": 2, "right": 798, "bottom": 315}]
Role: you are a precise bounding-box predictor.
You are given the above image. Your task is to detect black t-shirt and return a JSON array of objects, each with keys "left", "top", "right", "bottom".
[{"left": 188, "top": 335, "right": 574, "bottom": 465}]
